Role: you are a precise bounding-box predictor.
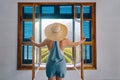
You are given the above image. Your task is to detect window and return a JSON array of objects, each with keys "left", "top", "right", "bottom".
[{"left": 18, "top": 2, "right": 96, "bottom": 70}]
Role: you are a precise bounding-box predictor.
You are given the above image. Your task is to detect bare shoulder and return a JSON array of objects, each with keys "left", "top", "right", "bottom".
[
  {"left": 63, "top": 38, "right": 74, "bottom": 46},
  {"left": 62, "top": 38, "right": 70, "bottom": 44}
]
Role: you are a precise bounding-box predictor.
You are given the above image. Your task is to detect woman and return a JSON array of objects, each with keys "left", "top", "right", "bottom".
[{"left": 30, "top": 23, "right": 86, "bottom": 80}]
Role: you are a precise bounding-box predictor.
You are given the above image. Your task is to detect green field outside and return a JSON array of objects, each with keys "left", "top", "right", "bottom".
[{"left": 41, "top": 47, "right": 72, "bottom": 63}]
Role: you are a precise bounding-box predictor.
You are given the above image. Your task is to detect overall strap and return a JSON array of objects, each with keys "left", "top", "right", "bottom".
[{"left": 48, "top": 41, "right": 63, "bottom": 63}]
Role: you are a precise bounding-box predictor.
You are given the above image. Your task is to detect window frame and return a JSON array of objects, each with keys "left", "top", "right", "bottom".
[{"left": 17, "top": 2, "right": 96, "bottom": 70}]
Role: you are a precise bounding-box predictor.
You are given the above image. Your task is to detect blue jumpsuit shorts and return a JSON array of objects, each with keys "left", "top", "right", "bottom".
[{"left": 46, "top": 41, "right": 66, "bottom": 78}]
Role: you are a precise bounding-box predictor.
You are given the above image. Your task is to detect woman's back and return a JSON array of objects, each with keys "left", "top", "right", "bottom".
[{"left": 45, "top": 38, "right": 67, "bottom": 51}]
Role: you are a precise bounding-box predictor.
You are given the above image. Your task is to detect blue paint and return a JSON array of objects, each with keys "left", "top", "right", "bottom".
[
  {"left": 60, "top": 6, "right": 72, "bottom": 14},
  {"left": 42, "top": 6, "right": 54, "bottom": 14},
  {"left": 23, "top": 21, "right": 32, "bottom": 41}
]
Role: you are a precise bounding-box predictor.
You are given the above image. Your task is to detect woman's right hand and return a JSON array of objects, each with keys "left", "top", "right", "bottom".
[{"left": 81, "top": 37, "right": 86, "bottom": 44}]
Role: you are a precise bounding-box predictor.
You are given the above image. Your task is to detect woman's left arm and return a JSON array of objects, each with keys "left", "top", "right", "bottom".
[{"left": 66, "top": 37, "right": 86, "bottom": 47}]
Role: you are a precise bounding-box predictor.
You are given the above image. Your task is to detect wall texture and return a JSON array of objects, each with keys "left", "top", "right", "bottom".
[{"left": 0, "top": 0, "right": 120, "bottom": 80}]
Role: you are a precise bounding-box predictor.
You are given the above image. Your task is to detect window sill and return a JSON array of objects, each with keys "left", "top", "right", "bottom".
[{"left": 17, "top": 63, "right": 96, "bottom": 70}]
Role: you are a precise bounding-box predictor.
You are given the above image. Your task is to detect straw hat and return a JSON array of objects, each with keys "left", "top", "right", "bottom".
[{"left": 45, "top": 23, "right": 68, "bottom": 41}]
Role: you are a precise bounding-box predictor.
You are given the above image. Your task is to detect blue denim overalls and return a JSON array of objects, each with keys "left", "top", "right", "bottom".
[{"left": 46, "top": 41, "right": 66, "bottom": 78}]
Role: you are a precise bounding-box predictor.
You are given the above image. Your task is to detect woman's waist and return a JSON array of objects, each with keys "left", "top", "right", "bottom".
[{"left": 47, "top": 57, "right": 65, "bottom": 64}]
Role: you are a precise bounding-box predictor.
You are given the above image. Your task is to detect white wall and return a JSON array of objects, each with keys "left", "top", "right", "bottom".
[{"left": 0, "top": 0, "right": 120, "bottom": 80}]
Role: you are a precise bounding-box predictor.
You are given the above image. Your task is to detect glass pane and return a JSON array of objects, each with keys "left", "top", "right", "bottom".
[
  {"left": 83, "top": 20, "right": 91, "bottom": 41},
  {"left": 28, "top": 46, "right": 32, "bottom": 60},
  {"left": 41, "top": 19, "right": 73, "bottom": 63},
  {"left": 23, "top": 45, "right": 27, "bottom": 60},
  {"left": 23, "top": 6, "right": 33, "bottom": 19},
  {"left": 23, "top": 21, "right": 33, "bottom": 41},
  {"left": 83, "top": 6, "right": 92, "bottom": 18},
  {"left": 75, "top": 23, "right": 81, "bottom": 40},
  {"left": 60, "top": 6, "right": 72, "bottom": 14},
  {"left": 34, "top": 18, "right": 40, "bottom": 64},
  {"left": 35, "top": 6, "right": 40, "bottom": 18},
  {"left": 75, "top": 21, "right": 81, "bottom": 64},
  {"left": 75, "top": 6, "right": 80, "bottom": 18},
  {"left": 35, "top": 19, "right": 40, "bottom": 43},
  {"left": 74, "top": 5, "right": 81, "bottom": 66},
  {"left": 22, "top": 45, "right": 32, "bottom": 64},
  {"left": 83, "top": 45, "right": 92, "bottom": 64},
  {"left": 42, "top": 6, "right": 54, "bottom": 14},
  {"left": 35, "top": 47, "right": 40, "bottom": 64}
]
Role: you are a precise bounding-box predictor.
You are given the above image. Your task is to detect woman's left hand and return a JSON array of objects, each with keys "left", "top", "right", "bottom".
[{"left": 30, "top": 37, "right": 34, "bottom": 42}]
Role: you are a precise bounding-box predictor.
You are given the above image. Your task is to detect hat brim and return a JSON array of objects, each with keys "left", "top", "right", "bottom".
[{"left": 45, "top": 23, "right": 68, "bottom": 41}]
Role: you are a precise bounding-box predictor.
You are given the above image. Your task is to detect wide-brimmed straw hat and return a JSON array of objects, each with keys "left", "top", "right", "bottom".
[{"left": 45, "top": 23, "right": 68, "bottom": 41}]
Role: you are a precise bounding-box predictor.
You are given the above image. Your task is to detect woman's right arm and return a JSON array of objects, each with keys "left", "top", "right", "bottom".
[{"left": 30, "top": 37, "right": 47, "bottom": 47}]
